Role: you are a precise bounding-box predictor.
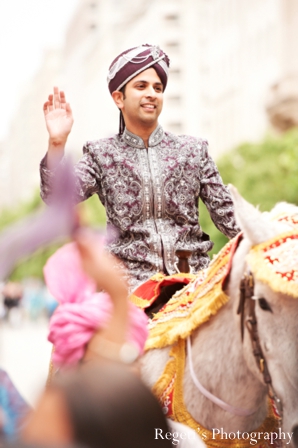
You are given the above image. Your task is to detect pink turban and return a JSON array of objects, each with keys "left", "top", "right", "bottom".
[
  {"left": 44, "top": 242, "right": 148, "bottom": 367},
  {"left": 107, "top": 44, "right": 170, "bottom": 94}
]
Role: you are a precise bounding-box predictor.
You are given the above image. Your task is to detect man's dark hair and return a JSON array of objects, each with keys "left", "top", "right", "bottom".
[
  {"left": 118, "top": 86, "right": 126, "bottom": 134},
  {"left": 120, "top": 85, "right": 126, "bottom": 99}
]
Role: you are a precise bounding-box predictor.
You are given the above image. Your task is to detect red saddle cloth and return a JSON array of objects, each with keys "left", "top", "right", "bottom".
[{"left": 129, "top": 272, "right": 196, "bottom": 310}]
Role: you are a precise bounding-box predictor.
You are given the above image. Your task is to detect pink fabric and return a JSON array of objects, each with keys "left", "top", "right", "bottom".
[{"left": 44, "top": 242, "right": 148, "bottom": 367}]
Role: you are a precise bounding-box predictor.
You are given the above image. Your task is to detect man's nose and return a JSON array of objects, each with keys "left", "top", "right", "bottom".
[{"left": 145, "top": 85, "right": 157, "bottom": 97}]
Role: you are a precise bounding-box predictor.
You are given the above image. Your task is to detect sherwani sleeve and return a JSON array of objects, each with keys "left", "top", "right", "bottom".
[
  {"left": 40, "top": 142, "right": 101, "bottom": 205},
  {"left": 198, "top": 139, "right": 240, "bottom": 238}
]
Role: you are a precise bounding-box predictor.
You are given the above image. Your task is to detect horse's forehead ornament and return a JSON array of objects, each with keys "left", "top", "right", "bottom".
[{"left": 247, "top": 231, "right": 298, "bottom": 298}]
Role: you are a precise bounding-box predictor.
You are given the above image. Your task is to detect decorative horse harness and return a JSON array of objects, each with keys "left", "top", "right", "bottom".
[
  {"left": 142, "top": 228, "right": 298, "bottom": 446},
  {"left": 238, "top": 271, "right": 283, "bottom": 424}
]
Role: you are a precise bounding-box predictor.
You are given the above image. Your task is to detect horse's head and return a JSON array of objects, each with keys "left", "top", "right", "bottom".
[{"left": 228, "top": 186, "right": 298, "bottom": 444}]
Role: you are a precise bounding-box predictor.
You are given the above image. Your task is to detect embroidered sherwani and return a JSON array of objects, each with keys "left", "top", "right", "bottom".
[{"left": 40, "top": 125, "right": 239, "bottom": 291}]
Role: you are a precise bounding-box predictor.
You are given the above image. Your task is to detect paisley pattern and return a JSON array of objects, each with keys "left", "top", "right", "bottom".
[{"left": 40, "top": 125, "right": 239, "bottom": 291}]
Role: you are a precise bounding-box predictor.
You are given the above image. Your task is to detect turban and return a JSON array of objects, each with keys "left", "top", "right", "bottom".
[
  {"left": 44, "top": 242, "right": 148, "bottom": 367},
  {"left": 107, "top": 44, "right": 170, "bottom": 94},
  {"left": 108, "top": 44, "right": 170, "bottom": 135}
]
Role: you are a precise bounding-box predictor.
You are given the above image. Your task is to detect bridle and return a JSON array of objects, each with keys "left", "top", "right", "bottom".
[
  {"left": 185, "top": 233, "right": 283, "bottom": 421},
  {"left": 188, "top": 265, "right": 284, "bottom": 421},
  {"left": 238, "top": 271, "right": 283, "bottom": 423}
]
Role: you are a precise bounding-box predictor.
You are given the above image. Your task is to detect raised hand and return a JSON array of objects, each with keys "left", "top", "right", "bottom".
[
  {"left": 74, "top": 228, "right": 128, "bottom": 297},
  {"left": 43, "top": 86, "right": 74, "bottom": 145},
  {"left": 74, "top": 228, "right": 130, "bottom": 352}
]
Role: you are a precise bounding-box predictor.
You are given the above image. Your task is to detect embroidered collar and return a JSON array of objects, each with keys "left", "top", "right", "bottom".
[{"left": 122, "top": 124, "right": 164, "bottom": 149}]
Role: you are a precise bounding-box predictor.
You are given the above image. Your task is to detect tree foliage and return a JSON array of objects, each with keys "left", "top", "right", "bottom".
[{"left": 199, "top": 128, "right": 298, "bottom": 256}]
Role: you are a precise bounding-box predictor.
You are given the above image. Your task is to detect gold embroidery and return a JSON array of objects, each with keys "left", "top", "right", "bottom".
[
  {"left": 145, "top": 239, "right": 235, "bottom": 350},
  {"left": 153, "top": 339, "right": 279, "bottom": 448}
]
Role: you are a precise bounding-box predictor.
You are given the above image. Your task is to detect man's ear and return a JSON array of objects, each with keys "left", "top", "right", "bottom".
[{"left": 112, "top": 91, "right": 124, "bottom": 110}]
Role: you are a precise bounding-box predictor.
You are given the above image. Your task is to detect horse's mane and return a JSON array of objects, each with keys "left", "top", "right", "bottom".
[
  {"left": 263, "top": 201, "right": 298, "bottom": 231},
  {"left": 268, "top": 201, "right": 298, "bottom": 216}
]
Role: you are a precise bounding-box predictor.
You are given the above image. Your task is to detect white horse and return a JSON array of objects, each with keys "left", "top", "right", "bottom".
[{"left": 141, "top": 187, "right": 298, "bottom": 447}]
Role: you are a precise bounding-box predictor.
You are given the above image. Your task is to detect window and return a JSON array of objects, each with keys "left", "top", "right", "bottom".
[
  {"left": 170, "top": 68, "right": 181, "bottom": 75},
  {"left": 164, "top": 13, "right": 179, "bottom": 22},
  {"left": 168, "top": 95, "right": 181, "bottom": 106},
  {"left": 166, "top": 42, "right": 180, "bottom": 49},
  {"left": 168, "top": 122, "right": 182, "bottom": 133}
]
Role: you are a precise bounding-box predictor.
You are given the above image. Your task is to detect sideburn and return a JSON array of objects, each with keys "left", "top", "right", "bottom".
[{"left": 119, "top": 86, "right": 126, "bottom": 134}]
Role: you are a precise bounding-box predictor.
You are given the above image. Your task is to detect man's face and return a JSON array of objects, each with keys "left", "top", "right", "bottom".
[{"left": 117, "top": 67, "right": 164, "bottom": 130}]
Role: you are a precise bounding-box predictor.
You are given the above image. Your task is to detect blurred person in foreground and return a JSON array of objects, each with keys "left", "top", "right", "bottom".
[
  {"left": 5, "top": 443, "right": 84, "bottom": 448},
  {"left": 39, "top": 44, "right": 239, "bottom": 313},
  {"left": 22, "top": 364, "right": 173, "bottom": 448},
  {"left": 0, "top": 369, "right": 29, "bottom": 442},
  {"left": 19, "top": 231, "right": 205, "bottom": 448},
  {"left": 44, "top": 230, "right": 148, "bottom": 370},
  {"left": 2, "top": 282, "right": 23, "bottom": 325}
]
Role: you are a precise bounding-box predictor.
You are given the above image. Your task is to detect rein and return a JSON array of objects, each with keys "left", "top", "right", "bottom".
[
  {"left": 238, "top": 271, "right": 283, "bottom": 422},
  {"left": 187, "top": 336, "right": 256, "bottom": 416}
]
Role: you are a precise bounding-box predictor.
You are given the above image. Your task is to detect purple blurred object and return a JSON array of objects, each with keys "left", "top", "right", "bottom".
[{"left": 0, "top": 158, "right": 78, "bottom": 281}]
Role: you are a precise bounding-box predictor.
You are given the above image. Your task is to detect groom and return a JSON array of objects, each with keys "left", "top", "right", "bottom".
[{"left": 40, "top": 44, "right": 239, "bottom": 304}]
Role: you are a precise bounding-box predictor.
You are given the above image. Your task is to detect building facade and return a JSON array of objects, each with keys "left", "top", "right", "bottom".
[{"left": 2, "top": 0, "right": 298, "bottom": 206}]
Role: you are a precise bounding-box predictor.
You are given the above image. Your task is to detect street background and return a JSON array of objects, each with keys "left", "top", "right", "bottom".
[
  {"left": 1, "top": 0, "right": 298, "bottom": 208},
  {"left": 0, "top": 317, "right": 52, "bottom": 407}
]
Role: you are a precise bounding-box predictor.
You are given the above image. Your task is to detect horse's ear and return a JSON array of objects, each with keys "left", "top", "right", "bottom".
[{"left": 229, "top": 185, "right": 288, "bottom": 246}]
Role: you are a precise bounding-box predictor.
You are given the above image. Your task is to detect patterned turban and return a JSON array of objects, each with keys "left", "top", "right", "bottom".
[
  {"left": 107, "top": 44, "right": 170, "bottom": 94},
  {"left": 108, "top": 44, "right": 170, "bottom": 135}
]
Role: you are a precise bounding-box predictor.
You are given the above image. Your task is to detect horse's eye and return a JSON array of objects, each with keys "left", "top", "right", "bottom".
[{"left": 258, "top": 298, "right": 272, "bottom": 312}]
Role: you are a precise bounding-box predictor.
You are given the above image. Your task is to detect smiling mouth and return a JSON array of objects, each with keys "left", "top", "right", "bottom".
[{"left": 141, "top": 104, "right": 156, "bottom": 110}]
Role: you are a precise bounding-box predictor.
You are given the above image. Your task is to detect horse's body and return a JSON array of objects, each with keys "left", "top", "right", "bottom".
[{"left": 141, "top": 188, "right": 298, "bottom": 447}]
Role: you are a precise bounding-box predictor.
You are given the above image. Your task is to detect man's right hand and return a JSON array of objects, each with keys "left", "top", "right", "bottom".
[
  {"left": 44, "top": 86, "right": 73, "bottom": 144},
  {"left": 43, "top": 87, "right": 74, "bottom": 168}
]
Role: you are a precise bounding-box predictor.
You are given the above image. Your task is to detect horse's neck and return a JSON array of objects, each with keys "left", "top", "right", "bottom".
[
  {"left": 182, "top": 240, "right": 268, "bottom": 433},
  {"left": 142, "top": 301, "right": 268, "bottom": 433},
  {"left": 183, "top": 300, "right": 268, "bottom": 432}
]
